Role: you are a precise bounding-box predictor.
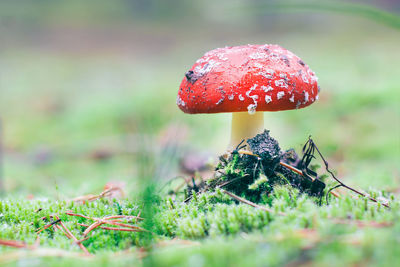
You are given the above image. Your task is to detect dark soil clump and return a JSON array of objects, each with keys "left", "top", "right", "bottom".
[{"left": 188, "top": 130, "right": 326, "bottom": 203}]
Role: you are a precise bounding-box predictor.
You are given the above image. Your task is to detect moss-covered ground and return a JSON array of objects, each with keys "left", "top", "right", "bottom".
[{"left": 1, "top": 186, "right": 400, "bottom": 266}]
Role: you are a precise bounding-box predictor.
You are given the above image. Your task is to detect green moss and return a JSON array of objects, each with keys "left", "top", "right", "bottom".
[{"left": 2, "top": 186, "right": 399, "bottom": 266}]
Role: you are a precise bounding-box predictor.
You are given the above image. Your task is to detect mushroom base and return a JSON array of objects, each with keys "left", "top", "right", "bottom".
[{"left": 229, "top": 112, "right": 264, "bottom": 149}]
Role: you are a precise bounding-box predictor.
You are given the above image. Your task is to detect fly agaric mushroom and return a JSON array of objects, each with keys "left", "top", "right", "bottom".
[{"left": 177, "top": 44, "right": 320, "bottom": 148}]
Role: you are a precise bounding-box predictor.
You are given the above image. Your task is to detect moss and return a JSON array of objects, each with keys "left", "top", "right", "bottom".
[{"left": 0, "top": 184, "right": 399, "bottom": 266}]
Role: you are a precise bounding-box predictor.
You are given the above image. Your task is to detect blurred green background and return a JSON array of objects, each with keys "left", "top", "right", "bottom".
[{"left": 0, "top": 0, "right": 399, "bottom": 198}]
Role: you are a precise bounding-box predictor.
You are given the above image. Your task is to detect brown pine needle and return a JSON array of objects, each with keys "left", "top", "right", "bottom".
[
  {"left": 220, "top": 188, "right": 286, "bottom": 216},
  {"left": 66, "top": 211, "right": 145, "bottom": 236},
  {"left": 332, "top": 219, "right": 393, "bottom": 228},
  {"left": 79, "top": 224, "right": 144, "bottom": 232},
  {"left": 55, "top": 217, "right": 90, "bottom": 255},
  {"left": 35, "top": 219, "right": 61, "bottom": 234},
  {"left": 66, "top": 211, "right": 142, "bottom": 222},
  {"left": 75, "top": 237, "right": 90, "bottom": 244},
  {"left": 0, "top": 239, "right": 27, "bottom": 248},
  {"left": 65, "top": 212, "right": 92, "bottom": 220},
  {"left": 83, "top": 221, "right": 103, "bottom": 236}
]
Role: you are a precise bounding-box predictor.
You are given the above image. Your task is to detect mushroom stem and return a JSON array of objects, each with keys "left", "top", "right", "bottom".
[{"left": 229, "top": 112, "right": 264, "bottom": 148}]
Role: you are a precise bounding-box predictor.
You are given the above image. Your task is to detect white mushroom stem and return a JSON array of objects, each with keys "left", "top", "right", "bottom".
[{"left": 229, "top": 112, "right": 264, "bottom": 149}]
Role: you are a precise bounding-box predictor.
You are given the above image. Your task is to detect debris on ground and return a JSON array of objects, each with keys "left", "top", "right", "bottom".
[
  {"left": 184, "top": 130, "right": 326, "bottom": 203},
  {"left": 183, "top": 130, "right": 389, "bottom": 208}
]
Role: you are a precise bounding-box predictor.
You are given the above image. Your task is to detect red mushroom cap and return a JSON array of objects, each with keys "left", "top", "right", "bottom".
[{"left": 177, "top": 44, "right": 320, "bottom": 114}]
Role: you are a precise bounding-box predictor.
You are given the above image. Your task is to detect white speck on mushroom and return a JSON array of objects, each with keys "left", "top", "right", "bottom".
[
  {"left": 308, "top": 70, "right": 316, "bottom": 76},
  {"left": 246, "top": 84, "right": 258, "bottom": 97},
  {"left": 279, "top": 73, "right": 287, "bottom": 79},
  {"left": 176, "top": 96, "right": 185, "bottom": 107},
  {"left": 309, "top": 71, "right": 319, "bottom": 82},
  {"left": 228, "top": 94, "right": 234, "bottom": 100},
  {"left": 261, "top": 85, "right": 273, "bottom": 92},
  {"left": 239, "top": 94, "right": 245, "bottom": 101},
  {"left": 253, "top": 62, "right": 264, "bottom": 69},
  {"left": 194, "top": 59, "right": 220, "bottom": 77},
  {"left": 277, "top": 91, "right": 285, "bottom": 99},
  {"left": 257, "top": 69, "right": 275, "bottom": 79},
  {"left": 289, "top": 95, "right": 295, "bottom": 102},
  {"left": 216, "top": 53, "right": 228, "bottom": 61},
  {"left": 296, "top": 101, "right": 301, "bottom": 109},
  {"left": 246, "top": 84, "right": 259, "bottom": 114},
  {"left": 269, "top": 53, "right": 279, "bottom": 61},
  {"left": 301, "top": 73, "right": 309, "bottom": 84},
  {"left": 249, "top": 52, "right": 268, "bottom": 60},
  {"left": 247, "top": 103, "right": 257, "bottom": 114},
  {"left": 303, "top": 91, "right": 309, "bottom": 103},
  {"left": 316, "top": 95, "right": 319, "bottom": 100},
  {"left": 275, "top": 79, "right": 288, "bottom": 88},
  {"left": 196, "top": 57, "right": 208, "bottom": 64},
  {"left": 265, "top": 95, "right": 272, "bottom": 103}
]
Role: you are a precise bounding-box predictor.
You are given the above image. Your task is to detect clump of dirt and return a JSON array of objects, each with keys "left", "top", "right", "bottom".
[{"left": 187, "top": 130, "right": 325, "bottom": 203}]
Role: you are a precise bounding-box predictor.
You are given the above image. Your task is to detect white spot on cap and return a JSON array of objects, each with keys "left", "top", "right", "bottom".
[
  {"left": 257, "top": 69, "right": 274, "bottom": 79},
  {"left": 249, "top": 52, "right": 268, "bottom": 60},
  {"left": 261, "top": 85, "right": 273, "bottom": 92},
  {"left": 216, "top": 53, "right": 228, "bottom": 61},
  {"left": 265, "top": 95, "right": 272, "bottom": 103},
  {"left": 247, "top": 84, "right": 258, "bottom": 95},
  {"left": 228, "top": 94, "right": 234, "bottom": 100},
  {"left": 239, "top": 94, "right": 245, "bottom": 101},
  {"left": 277, "top": 91, "right": 285, "bottom": 100},
  {"left": 269, "top": 53, "right": 279, "bottom": 62},
  {"left": 289, "top": 95, "right": 295, "bottom": 103},
  {"left": 246, "top": 84, "right": 259, "bottom": 114},
  {"left": 275, "top": 79, "right": 288, "bottom": 88},
  {"left": 176, "top": 96, "right": 185, "bottom": 107},
  {"left": 253, "top": 62, "right": 264, "bottom": 69},
  {"left": 303, "top": 91, "right": 309, "bottom": 104},
  {"left": 194, "top": 59, "right": 220, "bottom": 76},
  {"left": 301, "top": 73, "right": 309, "bottom": 84},
  {"left": 316, "top": 95, "right": 319, "bottom": 101},
  {"left": 216, "top": 96, "right": 225, "bottom": 105},
  {"left": 247, "top": 104, "right": 257, "bottom": 114}
]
